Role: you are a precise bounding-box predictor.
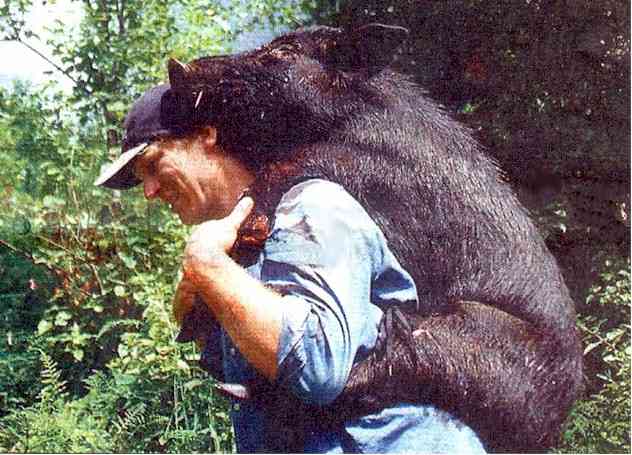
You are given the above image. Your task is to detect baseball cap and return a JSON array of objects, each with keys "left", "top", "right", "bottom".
[{"left": 94, "top": 84, "right": 175, "bottom": 190}]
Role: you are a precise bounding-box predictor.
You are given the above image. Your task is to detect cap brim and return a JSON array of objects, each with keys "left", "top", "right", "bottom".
[{"left": 94, "top": 142, "right": 149, "bottom": 190}]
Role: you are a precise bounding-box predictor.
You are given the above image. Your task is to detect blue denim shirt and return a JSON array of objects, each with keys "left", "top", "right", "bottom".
[{"left": 202, "top": 179, "right": 485, "bottom": 453}]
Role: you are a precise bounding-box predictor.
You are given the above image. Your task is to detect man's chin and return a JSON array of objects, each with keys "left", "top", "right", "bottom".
[
  {"left": 177, "top": 210, "right": 203, "bottom": 226},
  {"left": 178, "top": 214, "right": 194, "bottom": 225},
  {"left": 174, "top": 209, "right": 191, "bottom": 225}
]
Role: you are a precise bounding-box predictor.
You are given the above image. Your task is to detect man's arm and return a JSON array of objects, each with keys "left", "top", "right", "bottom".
[
  {"left": 176, "top": 197, "right": 284, "bottom": 380},
  {"left": 176, "top": 181, "right": 388, "bottom": 406}
]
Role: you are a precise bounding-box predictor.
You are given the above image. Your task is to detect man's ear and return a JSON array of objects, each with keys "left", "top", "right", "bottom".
[
  {"left": 330, "top": 23, "right": 409, "bottom": 75},
  {"left": 199, "top": 126, "right": 218, "bottom": 150}
]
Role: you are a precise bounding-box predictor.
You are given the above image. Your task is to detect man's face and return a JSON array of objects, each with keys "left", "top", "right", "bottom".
[{"left": 132, "top": 129, "right": 246, "bottom": 225}]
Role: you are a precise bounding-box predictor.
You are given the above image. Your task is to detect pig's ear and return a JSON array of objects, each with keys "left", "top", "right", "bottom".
[
  {"left": 167, "top": 57, "right": 193, "bottom": 89},
  {"left": 160, "top": 85, "right": 194, "bottom": 131},
  {"left": 163, "top": 58, "right": 198, "bottom": 129},
  {"left": 335, "top": 23, "right": 408, "bottom": 75}
]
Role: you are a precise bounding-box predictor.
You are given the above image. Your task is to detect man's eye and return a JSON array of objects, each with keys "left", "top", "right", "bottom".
[
  {"left": 134, "top": 159, "right": 154, "bottom": 180},
  {"left": 133, "top": 164, "right": 145, "bottom": 180},
  {"left": 147, "top": 162, "right": 158, "bottom": 177}
]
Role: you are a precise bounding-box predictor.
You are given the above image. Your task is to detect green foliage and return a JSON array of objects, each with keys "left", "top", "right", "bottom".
[
  {"left": 0, "top": 0, "right": 323, "bottom": 451},
  {"left": 0, "top": 351, "right": 112, "bottom": 452},
  {"left": 0, "top": 342, "right": 235, "bottom": 452},
  {"left": 0, "top": 198, "right": 53, "bottom": 412},
  {"left": 0, "top": 328, "right": 43, "bottom": 414},
  {"left": 0, "top": 80, "right": 235, "bottom": 450},
  {"left": 559, "top": 258, "right": 631, "bottom": 453}
]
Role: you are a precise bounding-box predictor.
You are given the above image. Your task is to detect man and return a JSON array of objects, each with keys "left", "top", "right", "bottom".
[{"left": 95, "top": 83, "right": 485, "bottom": 452}]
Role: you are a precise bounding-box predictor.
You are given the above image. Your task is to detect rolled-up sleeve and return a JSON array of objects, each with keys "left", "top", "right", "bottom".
[{"left": 260, "top": 180, "right": 384, "bottom": 406}]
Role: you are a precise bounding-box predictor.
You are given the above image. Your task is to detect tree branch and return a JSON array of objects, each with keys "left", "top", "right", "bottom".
[
  {"left": 117, "top": 0, "right": 126, "bottom": 35},
  {"left": 13, "top": 38, "right": 92, "bottom": 96}
]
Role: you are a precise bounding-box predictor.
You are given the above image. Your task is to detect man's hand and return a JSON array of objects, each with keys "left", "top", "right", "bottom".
[
  {"left": 174, "top": 197, "right": 253, "bottom": 326},
  {"left": 182, "top": 196, "right": 254, "bottom": 284},
  {"left": 172, "top": 195, "right": 282, "bottom": 379}
]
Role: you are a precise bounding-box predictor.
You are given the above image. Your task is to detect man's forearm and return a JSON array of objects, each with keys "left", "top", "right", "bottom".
[{"left": 183, "top": 254, "right": 284, "bottom": 380}]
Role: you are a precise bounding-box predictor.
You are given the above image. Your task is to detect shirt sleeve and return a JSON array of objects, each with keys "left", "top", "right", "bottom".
[{"left": 259, "top": 180, "right": 385, "bottom": 406}]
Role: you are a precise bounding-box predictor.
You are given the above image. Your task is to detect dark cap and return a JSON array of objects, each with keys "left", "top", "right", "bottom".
[{"left": 95, "top": 84, "right": 173, "bottom": 190}]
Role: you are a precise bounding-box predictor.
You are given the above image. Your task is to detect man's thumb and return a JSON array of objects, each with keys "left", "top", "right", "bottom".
[{"left": 227, "top": 196, "right": 254, "bottom": 227}]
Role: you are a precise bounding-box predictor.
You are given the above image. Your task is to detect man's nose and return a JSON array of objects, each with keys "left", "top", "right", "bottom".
[{"left": 143, "top": 177, "right": 160, "bottom": 199}]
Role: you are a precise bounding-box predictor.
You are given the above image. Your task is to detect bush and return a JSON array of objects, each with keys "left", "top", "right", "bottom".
[
  {"left": 0, "top": 84, "right": 236, "bottom": 452},
  {"left": 0, "top": 347, "right": 235, "bottom": 452},
  {"left": 0, "top": 252, "right": 50, "bottom": 413},
  {"left": 559, "top": 258, "right": 631, "bottom": 453},
  {"left": 0, "top": 351, "right": 113, "bottom": 452}
]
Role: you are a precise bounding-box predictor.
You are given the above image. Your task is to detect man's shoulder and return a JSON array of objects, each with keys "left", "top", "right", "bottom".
[
  {"left": 279, "top": 178, "right": 352, "bottom": 206},
  {"left": 275, "top": 178, "right": 370, "bottom": 227},
  {"left": 265, "top": 179, "right": 383, "bottom": 265}
]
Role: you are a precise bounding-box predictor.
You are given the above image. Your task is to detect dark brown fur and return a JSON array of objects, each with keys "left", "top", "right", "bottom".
[{"left": 170, "top": 25, "right": 583, "bottom": 452}]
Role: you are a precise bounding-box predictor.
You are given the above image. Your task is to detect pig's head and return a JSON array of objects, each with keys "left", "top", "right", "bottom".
[{"left": 160, "top": 24, "right": 408, "bottom": 168}]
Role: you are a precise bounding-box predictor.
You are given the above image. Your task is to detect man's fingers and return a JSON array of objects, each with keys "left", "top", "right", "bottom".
[
  {"left": 183, "top": 197, "right": 255, "bottom": 266},
  {"left": 226, "top": 196, "right": 254, "bottom": 228}
]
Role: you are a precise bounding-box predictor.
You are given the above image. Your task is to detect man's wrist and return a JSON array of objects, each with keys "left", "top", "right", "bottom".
[{"left": 182, "top": 251, "right": 234, "bottom": 287}]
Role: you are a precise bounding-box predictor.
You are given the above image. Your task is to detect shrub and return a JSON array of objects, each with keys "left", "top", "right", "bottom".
[
  {"left": 0, "top": 351, "right": 112, "bottom": 452},
  {"left": 559, "top": 258, "right": 631, "bottom": 453}
]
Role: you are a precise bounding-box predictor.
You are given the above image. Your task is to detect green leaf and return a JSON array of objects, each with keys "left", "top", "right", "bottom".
[
  {"left": 605, "top": 329, "right": 623, "bottom": 341},
  {"left": 72, "top": 349, "right": 84, "bottom": 361},
  {"left": 54, "top": 311, "right": 72, "bottom": 326},
  {"left": 117, "top": 344, "right": 129, "bottom": 357},
  {"left": 114, "top": 285, "right": 126, "bottom": 297},
  {"left": 183, "top": 379, "right": 203, "bottom": 390},
  {"left": 37, "top": 319, "right": 53, "bottom": 335},
  {"left": 118, "top": 252, "right": 137, "bottom": 270},
  {"left": 584, "top": 341, "right": 602, "bottom": 354},
  {"left": 114, "top": 373, "right": 135, "bottom": 386},
  {"left": 108, "top": 100, "right": 127, "bottom": 112}
]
